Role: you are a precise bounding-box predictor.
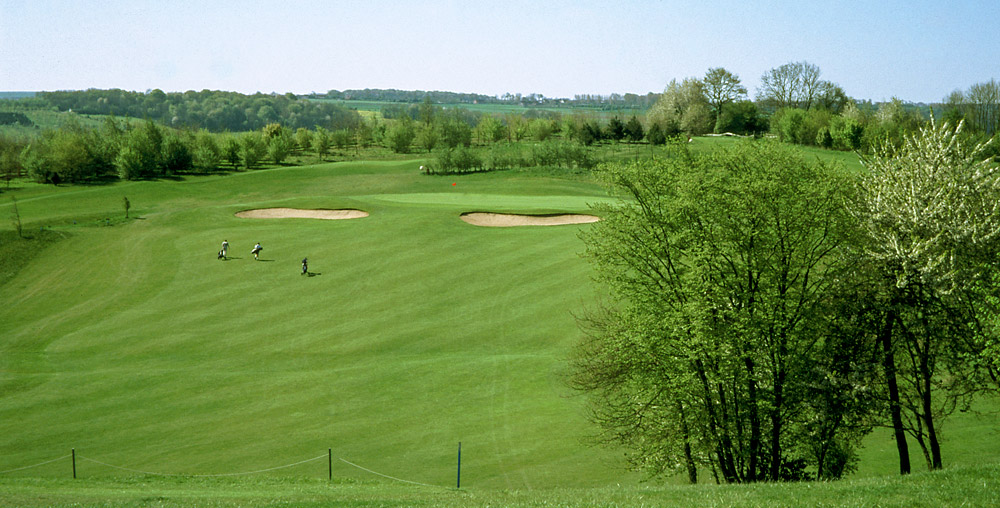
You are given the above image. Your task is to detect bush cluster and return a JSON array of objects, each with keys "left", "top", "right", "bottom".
[{"left": 426, "top": 141, "right": 598, "bottom": 175}]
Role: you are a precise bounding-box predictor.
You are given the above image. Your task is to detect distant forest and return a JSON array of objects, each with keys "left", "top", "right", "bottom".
[
  {"left": 318, "top": 88, "right": 660, "bottom": 110},
  {"left": 2, "top": 88, "right": 659, "bottom": 134},
  {"left": 10, "top": 89, "right": 363, "bottom": 133}
]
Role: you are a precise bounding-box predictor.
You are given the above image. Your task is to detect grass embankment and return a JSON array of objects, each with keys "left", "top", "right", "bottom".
[{"left": 1, "top": 462, "right": 998, "bottom": 507}]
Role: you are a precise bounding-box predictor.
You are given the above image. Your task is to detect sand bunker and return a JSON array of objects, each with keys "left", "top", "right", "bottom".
[
  {"left": 235, "top": 208, "right": 368, "bottom": 220},
  {"left": 460, "top": 212, "right": 600, "bottom": 227}
]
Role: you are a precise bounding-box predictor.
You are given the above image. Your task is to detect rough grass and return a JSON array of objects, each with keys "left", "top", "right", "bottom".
[{"left": 1, "top": 462, "right": 998, "bottom": 507}]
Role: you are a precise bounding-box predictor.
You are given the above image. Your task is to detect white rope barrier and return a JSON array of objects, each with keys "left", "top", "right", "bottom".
[
  {"left": 77, "top": 453, "right": 328, "bottom": 478},
  {"left": 3, "top": 451, "right": 452, "bottom": 488},
  {"left": 0, "top": 454, "right": 72, "bottom": 474},
  {"left": 337, "top": 457, "right": 441, "bottom": 488}
]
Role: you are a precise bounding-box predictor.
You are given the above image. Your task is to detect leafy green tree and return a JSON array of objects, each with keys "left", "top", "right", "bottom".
[
  {"left": 605, "top": 117, "right": 625, "bottom": 141},
  {"left": 294, "top": 127, "right": 313, "bottom": 152},
  {"left": 415, "top": 124, "right": 440, "bottom": 153},
  {"left": 703, "top": 67, "right": 747, "bottom": 132},
  {"left": 385, "top": 120, "right": 416, "bottom": 153},
  {"left": 646, "top": 122, "right": 667, "bottom": 145},
  {"left": 312, "top": 127, "right": 331, "bottom": 160},
  {"left": 238, "top": 131, "right": 266, "bottom": 170},
  {"left": 419, "top": 96, "right": 437, "bottom": 126},
  {"left": 576, "top": 140, "right": 866, "bottom": 482},
  {"left": 505, "top": 113, "right": 528, "bottom": 142},
  {"left": 114, "top": 144, "right": 144, "bottom": 180},
  {"left": 192, "top": 130, "right": 222, "bottom": 172},
  {"left": 267, "top": 132, "right": 294, "bottom": 164},
  {"left": 528, "top": 118, "right": 556, "bottom": 142},
  {"left": 715, "top": 101, "right": 764, "bottom": 135},
  {"left": 623, "top": 116, "right": 644, "bottom": 143},
  {"left": 332, "top": 128, "right": 354, "bottom": 152},
  {"left": 648, "top": 78, "right": 711, "bottom": 136},
  {"left": 222, "top": 135, "right": 241, "bottom": 169},
  {"left": 440, "top": 113, "right": 473, "bottom": 148},
  {"left": 161, "top": 134, "right": 193, "bottom": 175},
  {"left": 854, "top": 120, "right": 1000, "bottom": 472},
  {"left": 475, "top": 115, "right": 506, "bottom": 145}
]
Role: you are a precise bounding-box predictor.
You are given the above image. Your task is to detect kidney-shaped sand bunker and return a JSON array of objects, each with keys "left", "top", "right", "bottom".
[
  {"left": 460, "top": 212, "right": 600, "bottom": 227},
  {"left": 235, "top": 208, "right": 369, "bottom": 220}
]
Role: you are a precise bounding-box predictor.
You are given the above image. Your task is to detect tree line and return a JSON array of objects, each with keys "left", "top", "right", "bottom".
[
  {"left": 574, "top": 126, "right": 1000, "bottom": 484},
  {"left": 648, "top": 62, "right": 999, "bottom": 159},
  {"left": 16, "top": 89, "right": 362, "bottom": 133}
]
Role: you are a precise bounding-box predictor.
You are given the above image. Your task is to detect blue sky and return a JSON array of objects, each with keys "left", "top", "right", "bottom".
[{"left": 1, "top": 0, "right": 997, "bottom": 103}]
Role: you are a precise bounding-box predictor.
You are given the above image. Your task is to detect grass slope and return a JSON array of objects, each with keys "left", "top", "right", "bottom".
[{"left": 0, "top": 160, "right": 630, "bottom": 489}]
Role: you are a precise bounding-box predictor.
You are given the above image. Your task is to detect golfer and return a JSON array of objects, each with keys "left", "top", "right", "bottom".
[
  {"left": 252, "top": 242, "right": 263, "bottom": 261},
  {"left": 301, "top": 257, "right": 308, "bottom": 275},
  {"left": 221, "top": 239, "right": 229, "bottom": 259}
]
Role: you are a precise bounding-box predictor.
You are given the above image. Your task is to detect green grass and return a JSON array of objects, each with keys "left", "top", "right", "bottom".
[
  {"left": 0, "top": 110, "right": 108, "bottom": 139},
  {"left": 1, "top": 462, "right": 998, "bottom": 507},
  {"left": 0, "top": 147, "right": 996, "bottom": 506},
  {"left": 0, "top": 160, "right": 630, "bottom": 491}
]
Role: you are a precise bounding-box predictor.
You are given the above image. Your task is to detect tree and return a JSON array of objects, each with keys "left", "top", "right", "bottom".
[
  {"left": 624, "top": 116, "right": 645, "bottom": 143},
  {"left": 238, "top": 131, "right": 266, "bottom": 170},
  {"left": 312, "top": 127, "right": 331, "bottom": 160},
  {"left": 475, "top": 115, "right": 506, "bottom": 145},
  {"left": 419, "top": 96, "right": 437, "bottom": 126},
  {"left": 757, "top": 61, "right": 837, "bottom": 112},
  {"left": 440, "top": 112, "right": 473, "bottom": 148},
  {"left": 192, "top": 130, "right": 221, "bottom": 172},
  {"left": 295, "top": 127, "right": 313, "bottom": 152},
  {"left": 222, "top": 136, "right": 241, "bottom": 169},
  {"left": 648, "top": 78, "right": 711, "bottom": 136},
  {"left": 854, "top": 119, "right": 1000, "bottom": 473},
  {"left": 161, "top": 135, "right": 193, "bottom": 175},
  {"left": 415, "top": 124, "right": 439, "bottom": 153},
  {"left": 266, "top": 132, "right": 294, "bottom": 164},
  {"left": 605, "top": 117, "right": 625, "bottom": 141},
  {"left": 715, "top": 101, "right": 764, "bottom": 136},
  {"left": 385, "top": 120, "right": 416, "bottom": 153},
  {"left": 703, "top": 68, "right": 747, "bottom": 133},
  {"left": 966, "top": 79, "right": 999, "bottom": 135},
  {"left": 575, "top": 140, "right": 867, "bottom": 482}
]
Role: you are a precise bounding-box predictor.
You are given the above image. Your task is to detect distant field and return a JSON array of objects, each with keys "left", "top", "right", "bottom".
[
  {"left": 0, "top": 143, "right": 994, "bottom": 503},
  {"left": 0, "top": 109, "right": 107, "bottom": 138},
  {"left": 0, "top": 92, "right": 37, "bottom": 100},
  {"left": 313, "top": 98, "right": 646, "bottom": 119}
]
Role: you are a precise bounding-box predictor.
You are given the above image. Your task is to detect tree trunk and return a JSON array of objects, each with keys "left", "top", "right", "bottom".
[
  {"left": 679, "top": 403, "right": 698, "bottom": 484},
  {"left": 770, "top": 366, "right": 785, "bottom": 481},
  {"left": 881, "top": 308, "right": 911, "bottom": 474},
  {"left": 921, "top": 357, "right": 943, "bottom": 469},
  {"left": 745, "top": 357, "right": 761, "bottom": 482},
  {"left": 695, "top": 359, "right": 737, "bottom": 482}
]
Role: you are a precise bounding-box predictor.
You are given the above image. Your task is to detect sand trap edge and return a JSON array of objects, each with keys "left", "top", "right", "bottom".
[
  {"left": 235, "top": 208, "right": 369, "bottom": 220},
  {"left": 460, "top": 212, "right": 601, "bottom": 227}
]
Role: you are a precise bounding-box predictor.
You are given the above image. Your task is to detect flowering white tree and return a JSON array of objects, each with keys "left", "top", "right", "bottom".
[{"left": 855, "top": 119, "right": 1000, "bottom": 472}]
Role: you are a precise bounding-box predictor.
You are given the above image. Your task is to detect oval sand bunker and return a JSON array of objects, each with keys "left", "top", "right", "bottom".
[
  {"left": 235, "top": 208, "right": 368, "bottom": 220},
  {"left": 460, "top": 212, "right": 600, "bottom": 227}
]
